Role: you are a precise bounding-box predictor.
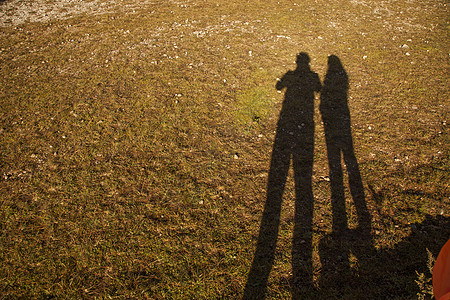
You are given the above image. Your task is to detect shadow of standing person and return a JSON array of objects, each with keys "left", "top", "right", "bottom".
[
  {"left": 319, "top": 55, "right": 370, "bottom": 233},
  {"left": 318, "top": 55, "right": 373, "bottom": 297},
  {"left": 244, "top": 52, "right": 321, "bottom": 299}
]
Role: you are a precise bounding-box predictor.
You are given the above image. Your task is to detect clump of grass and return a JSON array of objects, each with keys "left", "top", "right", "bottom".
[
  {"left": 415, "top": 249, "right": 435, "bottom": 300},
  {"left": 234, "top": 86, "right": 275, "bottom": 129},
  {"left": 233, "top": 68, "right": 278, "bottom": 133}
]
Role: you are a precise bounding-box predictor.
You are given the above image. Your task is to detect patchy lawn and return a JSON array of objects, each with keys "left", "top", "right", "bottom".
[{"left": 0, "top": 0, "right": 448, "bottom": 298}]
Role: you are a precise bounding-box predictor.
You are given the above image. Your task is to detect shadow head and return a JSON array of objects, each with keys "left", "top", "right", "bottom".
[
  {"left": 296, "top": 52, "right": 311, "bottom": 68},
  {"left": 327, "top": 54, "right": 344, "bottom": 71}
]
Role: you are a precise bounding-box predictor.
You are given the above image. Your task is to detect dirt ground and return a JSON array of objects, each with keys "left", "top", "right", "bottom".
[{"left": 0, "top": 0, "right": 171, "bottom": 27}]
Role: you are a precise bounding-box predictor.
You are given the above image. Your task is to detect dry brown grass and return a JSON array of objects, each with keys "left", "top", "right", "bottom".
[{"left": 0, "top": 0, "right": 448, "bottom": 298}]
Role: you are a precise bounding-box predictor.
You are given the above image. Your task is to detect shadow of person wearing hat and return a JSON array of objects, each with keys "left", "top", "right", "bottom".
[{"left": 244, "top": 52, "right": 321, "bottom": 299}]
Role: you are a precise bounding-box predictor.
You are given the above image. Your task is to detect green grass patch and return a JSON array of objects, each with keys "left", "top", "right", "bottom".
[{"left": 234, "top": 85, "right": 275, "bottom": 129}]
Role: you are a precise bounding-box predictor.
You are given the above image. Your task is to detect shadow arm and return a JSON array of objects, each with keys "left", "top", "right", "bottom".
[{"left": 276, "top": 72, "right": 290, "bottom": 90}]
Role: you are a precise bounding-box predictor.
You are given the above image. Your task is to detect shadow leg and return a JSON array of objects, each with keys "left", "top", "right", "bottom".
[
  {"left": 291, "top": 138, "right": 315, "bottom": 294},
  {"left": 326, "top": 138, "right": 347, "bottom": 233},
  {"left": 244, "top": 147, "right": 290, "bottom": 299},
  {"left": 342, "top": 147, "right": 371, "bottom": 232}
]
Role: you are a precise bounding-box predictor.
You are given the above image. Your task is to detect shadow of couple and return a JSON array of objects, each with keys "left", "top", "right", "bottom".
[{"left": 243, "top": 52, "right": 373, "bottom": 299}]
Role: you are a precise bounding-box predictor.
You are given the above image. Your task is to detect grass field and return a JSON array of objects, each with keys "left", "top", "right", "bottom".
[{"left": 0, "top": 0, "right": 449, "bottom": 298}]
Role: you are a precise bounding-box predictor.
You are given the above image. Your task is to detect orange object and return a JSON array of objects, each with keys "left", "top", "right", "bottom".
[
  {"left": 438, "top": 292, "right": 450, "bottom": 300},
  {"left": 433, "top": 239, "right": 450, "bottom": 300}
]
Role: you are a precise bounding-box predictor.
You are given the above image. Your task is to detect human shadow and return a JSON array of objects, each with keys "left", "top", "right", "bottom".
[
  {"left": 319, "top": 55, "right": 371, "bottom": 234},
  {"left": 243, "top": 52, "right": 321, "bottom": 299},
  {"left": 317, "top": 55, "right": 373, "bottom": 296}
]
